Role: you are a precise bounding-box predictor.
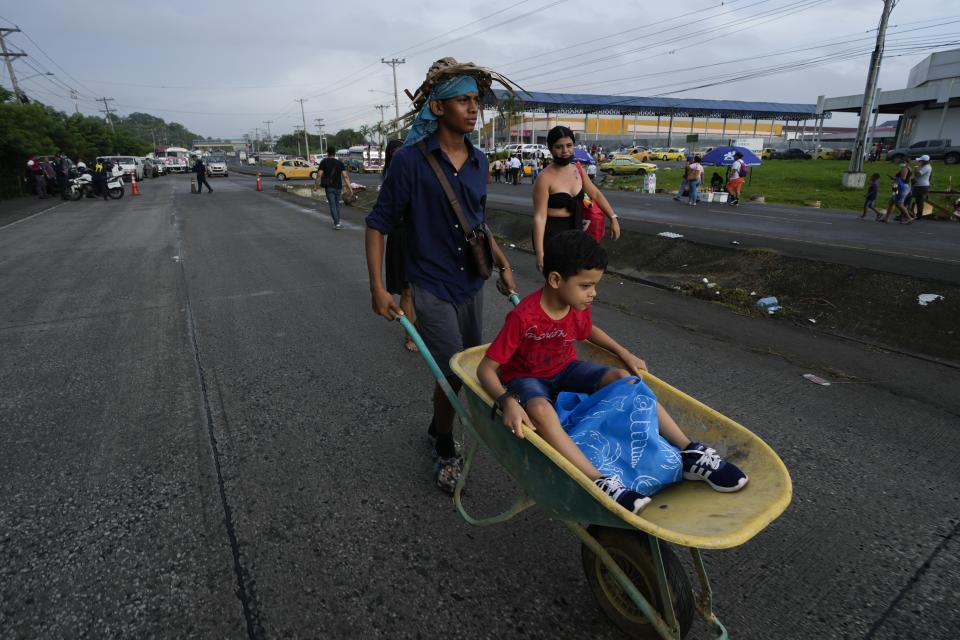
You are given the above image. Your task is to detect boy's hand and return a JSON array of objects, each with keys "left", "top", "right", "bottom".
[
  {"left": 621, "top": 352, "right": 648, "bottom": 377},
  {"left": 501, "top": 399, "right": 534, "bottom": 439}
]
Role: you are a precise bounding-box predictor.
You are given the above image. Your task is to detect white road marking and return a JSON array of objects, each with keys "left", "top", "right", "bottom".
[{"left": 0, "top": 201, "right": 68, "bottom": 230}]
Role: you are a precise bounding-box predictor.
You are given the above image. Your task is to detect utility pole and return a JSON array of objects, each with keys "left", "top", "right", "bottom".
[
  {"left": 843, "top": 0, "right": 896, "bottom": 187},
  {"left": 70, "top": 89, "right": 80, "bottom": 114},
  {"left": 374, "top": 104, "right": 390, "bottom": 147},
  {"left": 0, "top": 27, "right": 28, "bottom": 103},
  {"left": 98, "top": 97, "right": 117, "bottom": 137},
  {"left": 296, "top": 98, "right": 309, "bottom": 159},
  {"left": 314, "top": 118, "right": 325, "bottom": 155},
  {"left": 263, "top": 120, "right": 273, "bottom": 151},
  {"left": 381, "top": 58, "right": 405, "bottom": 123}
]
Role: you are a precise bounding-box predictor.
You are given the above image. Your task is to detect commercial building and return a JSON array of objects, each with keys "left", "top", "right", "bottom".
[{"left": 822, "top": 48, "right": 960, "bottom": 149}]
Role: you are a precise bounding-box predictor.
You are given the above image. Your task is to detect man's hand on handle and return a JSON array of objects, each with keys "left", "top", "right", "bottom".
[{"left": 371, "top": 287, "right": 402, "bottom": 320}]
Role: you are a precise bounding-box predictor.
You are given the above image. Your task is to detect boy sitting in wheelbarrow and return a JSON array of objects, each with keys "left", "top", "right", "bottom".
[{"left": 477, "top": 231, "right": 747, "bottom": 513}]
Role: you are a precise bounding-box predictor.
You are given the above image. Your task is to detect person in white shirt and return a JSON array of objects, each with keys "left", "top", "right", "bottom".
[
  {"left": 585, "top": 161, "right": 598, "bottom": 182},
  {"left": 509, "top": 155, "right": 522, "bottom": 185},
  {"left": 910, "top": 154, "right": 933, "bottom": 220},
  {"left": 726, "top": 152, "right": 747, "bottom": 206}
]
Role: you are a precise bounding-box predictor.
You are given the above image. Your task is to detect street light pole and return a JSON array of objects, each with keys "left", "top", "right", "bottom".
[
  {"left": 314, "top": 118, "right": 325, "bottom": 156},
  {"left": 843, "top": 0, "right": 896, "bottom": 187}
]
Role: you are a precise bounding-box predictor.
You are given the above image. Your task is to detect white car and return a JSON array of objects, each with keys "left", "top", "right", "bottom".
[
  {"left": 204, "top": 155, "right": 228, "bottom": 177},
  {"left": 521, "top": 143, "right": 550, "bottom": 159}
]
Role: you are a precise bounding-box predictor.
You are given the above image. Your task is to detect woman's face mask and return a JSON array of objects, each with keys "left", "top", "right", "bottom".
[{"left": 551, "top": 137, "right": 575, "bottom": 166}]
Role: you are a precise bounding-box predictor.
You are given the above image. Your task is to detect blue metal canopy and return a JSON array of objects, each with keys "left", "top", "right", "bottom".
[{"left": 487, "top": 89, "right": 821, "bottom": 121}]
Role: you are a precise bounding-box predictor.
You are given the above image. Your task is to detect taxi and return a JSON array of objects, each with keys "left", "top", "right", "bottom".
[
  {"left": 759, "top": 148, "right": 776, "bottom": 159},
  {"left": 654, "top": 148, "right": 686, "bottom": 161},
  {"left": 599, "top": 157, "right": 658, "bottom": 175},
  {"left": 274, "top": 159, "right": 318, "bottom": 181}
]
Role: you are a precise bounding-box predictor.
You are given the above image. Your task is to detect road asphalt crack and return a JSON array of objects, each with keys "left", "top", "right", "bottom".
[
  {"left": 173, "top": 209, "right": 266, "bottom": 640},
  {"left": 863, "top": 517, "right": 960, "bottom": 639}
]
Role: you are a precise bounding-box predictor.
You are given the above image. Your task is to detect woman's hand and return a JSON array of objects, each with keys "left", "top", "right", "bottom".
[
  {"left": 609, "top": 216, "right": 621, "bottom": 241},
  {"left": 536, "top": 255, "right": 544, "bottom": 274},
  {"left": 501, "top": 399, "right": 534, "bottom": 439}
]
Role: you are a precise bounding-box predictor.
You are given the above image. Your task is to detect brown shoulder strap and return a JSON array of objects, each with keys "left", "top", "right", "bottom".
[{"left": 415, "top": 140, "right": 473, "bottom": 237}]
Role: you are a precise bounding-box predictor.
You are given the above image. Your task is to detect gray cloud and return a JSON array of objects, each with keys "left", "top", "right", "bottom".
[{"left": 2, "top": 0, "right": 954, "bottom": 137}]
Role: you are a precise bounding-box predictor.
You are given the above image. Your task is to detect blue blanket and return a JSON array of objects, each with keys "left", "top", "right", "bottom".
[{"left": 556, "top": 377, "right": 682, "bottom": 496}]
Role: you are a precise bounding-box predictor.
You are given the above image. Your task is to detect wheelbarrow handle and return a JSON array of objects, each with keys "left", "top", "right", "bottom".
[{"left": 391, "top": 311, "right": 470, "bottom": 424}]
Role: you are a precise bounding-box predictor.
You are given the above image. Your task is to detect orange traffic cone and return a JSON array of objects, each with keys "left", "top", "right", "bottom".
[
  {"left": 256, "top": 171, "right": 262, "bottom": 192},
  {"left": 131, "top": 174, "right": 141, "bottom": 196}
]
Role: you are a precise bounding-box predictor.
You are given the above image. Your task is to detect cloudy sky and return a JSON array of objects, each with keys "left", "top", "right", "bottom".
[{"left": 2, "top": 0, "right": 957, "bottom": 138}]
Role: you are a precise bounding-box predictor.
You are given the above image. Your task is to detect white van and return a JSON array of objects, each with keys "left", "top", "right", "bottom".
[{"left": 103, "top": 156, "right": 143, "bottom": 182}]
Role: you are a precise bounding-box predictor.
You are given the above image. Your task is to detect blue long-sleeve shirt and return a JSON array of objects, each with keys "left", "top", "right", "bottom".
[{"left": 366, "top": 134, "right": 489, "bottom": 304}]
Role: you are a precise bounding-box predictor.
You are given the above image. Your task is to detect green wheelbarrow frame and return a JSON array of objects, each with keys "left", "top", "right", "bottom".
[{"left": 396, "top": 306, "right": 791, "bottom": 640}]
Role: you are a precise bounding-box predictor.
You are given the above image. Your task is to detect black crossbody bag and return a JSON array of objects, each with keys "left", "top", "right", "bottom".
[{"left": 416, "top": 141, "right": 494, "bottom": 280}]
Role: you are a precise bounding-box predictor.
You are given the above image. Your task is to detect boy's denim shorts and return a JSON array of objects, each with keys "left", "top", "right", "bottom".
[{"left": 505, "top": 360, "right": 612, "bottom": 406}]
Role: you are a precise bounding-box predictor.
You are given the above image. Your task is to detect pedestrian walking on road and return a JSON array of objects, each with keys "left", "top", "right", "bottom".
[
  {"left": 492, "top": 157, "right": 503, "bottom": 182},
  {"left": 194, "top": 157, "right": 213, "bottom": 193},
  {"left": 910, "top": 155, "right": 933, "bottom": 221},
  {"left": 726, "top": 152, "right": 747, "bottom": 206},
  {"left": 685, "top": 155, "right": 704, "bottom": 205},
  {"left": 861, "top": 173, "right": 882, "bottom": 219},
  {"left": 509, "top": 154, "right": 521, "bottom": 185},
  {"left": 365, "top": 56, "right": 518, "bottom": 494},
  {"left": 314, "top": 148, "right": 352, "bottom": 229},
  {"left": 532, "top": 126, "right": 620, "bottom": 272}
]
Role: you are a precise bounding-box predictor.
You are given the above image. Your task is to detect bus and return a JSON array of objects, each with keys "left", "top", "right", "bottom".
[
  {"left": 158, "top": 146, "right": 190, "bottom": 173},
  {"left": 342, "top": 145, "right": 383, "bottom": 173}
]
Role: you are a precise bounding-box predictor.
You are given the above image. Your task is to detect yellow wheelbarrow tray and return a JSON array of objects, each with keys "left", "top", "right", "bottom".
[{"left": 397, "top": 313, "right": 792, "bottom": 640}]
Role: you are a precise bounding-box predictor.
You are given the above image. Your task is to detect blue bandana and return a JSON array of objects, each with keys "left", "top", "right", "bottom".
[{"left": 403, "top": 75, "right": 479, "bottom": 147}]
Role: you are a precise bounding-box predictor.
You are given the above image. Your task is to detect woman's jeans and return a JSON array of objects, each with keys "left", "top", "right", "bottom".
[{"left": 688, "top": 178, "right": 701, "bottom": 204}]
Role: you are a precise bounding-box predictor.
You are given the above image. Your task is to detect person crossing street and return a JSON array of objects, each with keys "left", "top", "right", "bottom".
[{"left": 194, "top": 156, "right": 213, "bottom": 194}]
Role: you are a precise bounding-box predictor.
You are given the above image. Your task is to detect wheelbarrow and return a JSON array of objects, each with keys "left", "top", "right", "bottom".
[{"left": 396, "top": 306, "right": 792, "bottom": 639}]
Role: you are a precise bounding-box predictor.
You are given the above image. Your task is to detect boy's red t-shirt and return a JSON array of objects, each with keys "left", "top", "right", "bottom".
[{"left": 485, "top": 289, "right": 592, "bottom": 383}]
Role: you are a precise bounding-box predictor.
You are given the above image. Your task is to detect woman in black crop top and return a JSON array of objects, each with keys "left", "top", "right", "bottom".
[{"left": 532, "top": 126, "right": 620, "bottom": 271}]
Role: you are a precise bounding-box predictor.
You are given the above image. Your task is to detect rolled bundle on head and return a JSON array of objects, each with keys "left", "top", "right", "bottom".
[{"left": 396, "top": 57, "right": 524, "bottom": 147}]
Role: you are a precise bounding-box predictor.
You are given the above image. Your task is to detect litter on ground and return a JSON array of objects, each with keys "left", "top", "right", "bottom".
[
  {"left": 756, "top": 296, "right": 781, "bottom": 313},
  {"left": 658, "top": 232, "right": 684, "bottom": 239},
  {"left": 917, "top": 293, "right": 944, "bottom": 306},
  {"left": 803, "top": 373, "right": 831, "bottom": 386}
]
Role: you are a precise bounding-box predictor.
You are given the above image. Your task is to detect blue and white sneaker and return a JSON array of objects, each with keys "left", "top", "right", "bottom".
[
  {"left": 682, "top": 442, "right": 748, "bottom": 492},
  {"left": 595, "top": 476, "right": 651, "bottom": 514}
]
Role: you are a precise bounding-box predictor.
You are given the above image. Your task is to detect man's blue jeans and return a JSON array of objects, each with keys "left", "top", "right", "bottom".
[
  {"left": 688, "top": 178, "right": 701, "bottom": 204},
  {"left": 325, "top": 188, "right": 341, "bottom": 225}
]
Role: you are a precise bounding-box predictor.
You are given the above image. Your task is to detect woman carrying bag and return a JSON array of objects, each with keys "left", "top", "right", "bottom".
[{"left": 532, "top": 126, "right": 620, "bottom": 272}]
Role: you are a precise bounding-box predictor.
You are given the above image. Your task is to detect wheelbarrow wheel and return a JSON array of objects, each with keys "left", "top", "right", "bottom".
[{"left": 581, "top": 526, "right": 694, "bottom": 639}]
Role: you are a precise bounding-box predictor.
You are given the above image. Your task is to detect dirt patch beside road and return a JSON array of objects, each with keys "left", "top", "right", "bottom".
[{"left": 486, "top": 209, "right": 959, "bottom": 364}]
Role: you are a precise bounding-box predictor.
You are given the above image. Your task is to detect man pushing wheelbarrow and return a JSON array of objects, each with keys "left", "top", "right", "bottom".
[{"left": 364, "top": 57, "right": 521, "bottom": 493}]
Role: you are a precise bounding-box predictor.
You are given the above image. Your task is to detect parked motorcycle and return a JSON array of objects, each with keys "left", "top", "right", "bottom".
[{"left": 66, "top": 171, "right": 125, "bottom": 200}]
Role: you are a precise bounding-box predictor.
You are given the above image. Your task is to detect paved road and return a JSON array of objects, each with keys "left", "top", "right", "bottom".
[
  {"left": 232, "top": 160, "right": 960, "bottom": 283},
  {"left": 3, "top": 174, "right": 957, "bottom": 639}
]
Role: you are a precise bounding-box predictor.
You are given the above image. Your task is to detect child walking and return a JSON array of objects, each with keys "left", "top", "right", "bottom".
[
  {"left": 477, "top": 231, "right": 748, "bottom": 514},
  {"left": 861, "top": 173, "right": 882, "bottom": 219}
]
